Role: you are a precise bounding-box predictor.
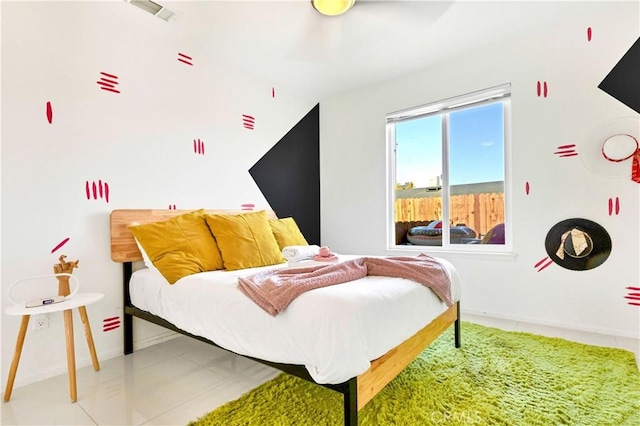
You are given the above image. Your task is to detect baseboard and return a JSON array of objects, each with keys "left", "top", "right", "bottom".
[{"left": 461, "top": 308, "right": 639, "bottom": 339}]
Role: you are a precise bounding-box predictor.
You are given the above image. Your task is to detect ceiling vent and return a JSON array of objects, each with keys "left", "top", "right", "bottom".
[{"left": 126, "top": 0, "right": 182, "bottom": 22}]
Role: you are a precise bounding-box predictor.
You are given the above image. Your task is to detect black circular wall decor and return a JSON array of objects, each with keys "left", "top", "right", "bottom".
[{"left": 544, "top": 218, "right": 612, "bottom": 271}]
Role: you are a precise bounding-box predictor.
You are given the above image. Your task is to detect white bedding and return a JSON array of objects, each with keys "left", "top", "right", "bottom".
[{"left": 130, "top": 255, "right": 461, "bottom": 384}]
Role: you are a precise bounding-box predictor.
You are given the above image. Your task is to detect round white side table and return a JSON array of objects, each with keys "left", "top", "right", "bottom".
[{"left": 4, "top": 292, "right": 104, "bottom": 402}]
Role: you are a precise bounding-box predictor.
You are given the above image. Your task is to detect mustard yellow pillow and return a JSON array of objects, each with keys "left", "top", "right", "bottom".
[
  {"left": 204, "top": 210, "right": 285, "bottom": 271},
  {"left": 129, "top": 210, "right": 224, "bottom": 284},
  {"left": 269, "top": 217, "right": 308, "bottom": 250}
]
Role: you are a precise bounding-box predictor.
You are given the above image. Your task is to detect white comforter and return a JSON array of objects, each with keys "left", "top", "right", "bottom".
[{"left": 130, "top": 255, "right": 461, "bottom": 384}]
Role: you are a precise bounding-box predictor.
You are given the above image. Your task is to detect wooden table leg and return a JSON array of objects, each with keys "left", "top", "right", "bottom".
[
  {"left": 3, "top": 315, "right": 30, "bottom": 402},
  {"left": 63, "top": 309, "right": 77, "bottom": 402},
  {"left": 77, "top": 306, "right": 100, "bottom": 371}
]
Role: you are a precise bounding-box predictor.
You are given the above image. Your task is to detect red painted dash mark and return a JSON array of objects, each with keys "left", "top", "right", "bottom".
[
  {"left": 193, "top": 139, "right": 205, "bottom": 155},
  {"left": 608, "top": 197, "right": 621, "bottom": 215},
  {"left": 102, "top": 316, "right": 121, "bottom": 332},
  {"left": 178, "top": 53, "right": 193, "bottom": 66},
  {"left": 46, "top": 101, "right": 53, "bottom": 124},
  {"left": 271, "top": 87, "right": 275, "bottom": 98},
  {"left": 85, "top": 180, "right": 109, "bottom": 203},
  {"left": 242, "top": 114, "right": 255, "bottom": 130},
  {"left": 534, "top": 256, "right": 553, "bottom": 272},
  {"left": 587, "top": 27, "right": 592, "bottom": 42},
  {"left": 241, "top": 203, "right": 255, "bottom": 211},
  {"left": 97, "top": 72, "right": 120, "bottom": 94},
  {"left": 536, "top": 81, "right": 548, "bottom": 97},
  {"left": 525, "top": 181, "right": 530, "bottom": 195},
  {"left": 177, "top": 53, "right": 192, "bottom": 64},
  {"left": 51, "top": 237, "right": 70, "bottom": 254},
  {"left": 169, "top": 204, "right": 176, "bottom": 210},
  {"left": 554, "top": 144, "right": 578, "bottom": 157},
  {"left": 608, "top": 197, "right": 613, "bottom": 215}
]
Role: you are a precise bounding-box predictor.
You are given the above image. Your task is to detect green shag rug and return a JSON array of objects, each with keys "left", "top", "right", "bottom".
[{"left": 189, "top": 322, "right": 640, "bottom": 425}]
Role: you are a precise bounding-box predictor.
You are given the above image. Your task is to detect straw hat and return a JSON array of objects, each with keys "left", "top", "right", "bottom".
[
  {"left": 580, "top": 117, "right": 640, "bottom": 181},
  {"left": 544, "top": 218, "right": 612, "bottom": 271}
]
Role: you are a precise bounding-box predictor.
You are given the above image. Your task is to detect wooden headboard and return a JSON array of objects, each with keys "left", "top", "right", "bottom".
[{"left": 110, "top": 209, "right": 278, "bottom": 263}]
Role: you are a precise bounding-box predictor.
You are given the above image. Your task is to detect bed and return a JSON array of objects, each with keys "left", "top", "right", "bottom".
[{"left": 110, "top": 209, "right": 461, "bottom": 425}]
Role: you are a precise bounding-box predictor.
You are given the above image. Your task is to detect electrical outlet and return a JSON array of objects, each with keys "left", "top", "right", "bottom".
[{"left": 33, "top": 314, "right": 49, "bottom": 330}]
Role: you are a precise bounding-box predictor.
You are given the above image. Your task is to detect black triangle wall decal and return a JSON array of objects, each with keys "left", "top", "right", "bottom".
[
  {"left": 249, "top": 104, "right": 320, "bottom": 245},
  {"left": 598, "top": 37, "right": 640, "bottom": 114}
]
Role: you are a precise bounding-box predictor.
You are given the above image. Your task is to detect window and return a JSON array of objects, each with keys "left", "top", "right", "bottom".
[{"left": 387, "top": 84, "right": 511, "bottom": 252}]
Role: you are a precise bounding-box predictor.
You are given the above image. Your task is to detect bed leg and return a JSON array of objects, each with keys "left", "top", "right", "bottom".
[
  {"left": 123, "top": 262, "right": 134, "bottom": 355},
  {"left": 454, "top": 301, "right": 461, "bottom": 348},
  {"left": 343, "top": 378, "right": 358, "bottom": 426},
  {"left": 124, "top": 313, "right": 133, "bottom": 355}
]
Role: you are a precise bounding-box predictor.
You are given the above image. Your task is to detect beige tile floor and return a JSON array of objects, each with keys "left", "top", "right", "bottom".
[{"left": 2, "top": 314, "right": 638, "bottom": 425}]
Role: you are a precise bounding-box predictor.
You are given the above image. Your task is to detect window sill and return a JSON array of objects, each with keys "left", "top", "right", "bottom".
[{"left": 386, "top": 246, "right": 518, "bottom": 261}]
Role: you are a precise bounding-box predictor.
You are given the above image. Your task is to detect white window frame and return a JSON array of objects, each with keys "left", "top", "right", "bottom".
[{"left": 386, "top": 83, "right": 513, "bottom": 254}]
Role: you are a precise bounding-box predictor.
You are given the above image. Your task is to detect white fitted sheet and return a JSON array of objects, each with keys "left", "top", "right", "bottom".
[{"left": 129, "top": 255, "right": 461, "bottom": 384}]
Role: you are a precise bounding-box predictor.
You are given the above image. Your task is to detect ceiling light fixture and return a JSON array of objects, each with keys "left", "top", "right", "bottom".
[{"left": 311, "top": 0, "right": 355, "bottom": 16}]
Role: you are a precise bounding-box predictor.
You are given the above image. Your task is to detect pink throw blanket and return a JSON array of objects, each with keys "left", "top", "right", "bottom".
[{"left": 238, "top": 254, "right": 452, "bottom": 316}]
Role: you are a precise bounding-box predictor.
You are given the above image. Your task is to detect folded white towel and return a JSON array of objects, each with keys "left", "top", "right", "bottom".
[{"left": 282, "top": 245, "right": 320, "bottom": 261}]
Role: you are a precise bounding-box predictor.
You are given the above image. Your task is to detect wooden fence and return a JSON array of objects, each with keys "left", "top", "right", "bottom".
[{"left": 395, "top": 192, "right": 504, "bottom": 238}]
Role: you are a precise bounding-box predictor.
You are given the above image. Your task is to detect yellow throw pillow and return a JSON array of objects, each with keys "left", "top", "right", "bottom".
[
  {"left": 204, "top": 210, "right": 285, "bottom": 271},
  {"left": 129, "top": 210, "right": 224, "bottom": 284},
  {"left": 269, "top": 217, "right": 308, "bottom": 250}
]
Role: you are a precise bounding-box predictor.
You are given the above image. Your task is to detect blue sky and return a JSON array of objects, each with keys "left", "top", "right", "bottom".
[{"left": 395, "top": 102, "right": 504, "bottom": 187}]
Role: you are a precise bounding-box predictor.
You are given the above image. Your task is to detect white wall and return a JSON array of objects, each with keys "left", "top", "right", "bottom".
[
  {"left": 321, "top": 2, "right": 640, "bottom": 338},
  {"left": 1, "top": 1, "right": 315, "bottom": 389}
]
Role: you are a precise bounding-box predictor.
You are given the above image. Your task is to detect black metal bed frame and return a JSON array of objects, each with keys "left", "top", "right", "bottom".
[{"left": 121, "top": 262, "right": 461, "bottom": 425}]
